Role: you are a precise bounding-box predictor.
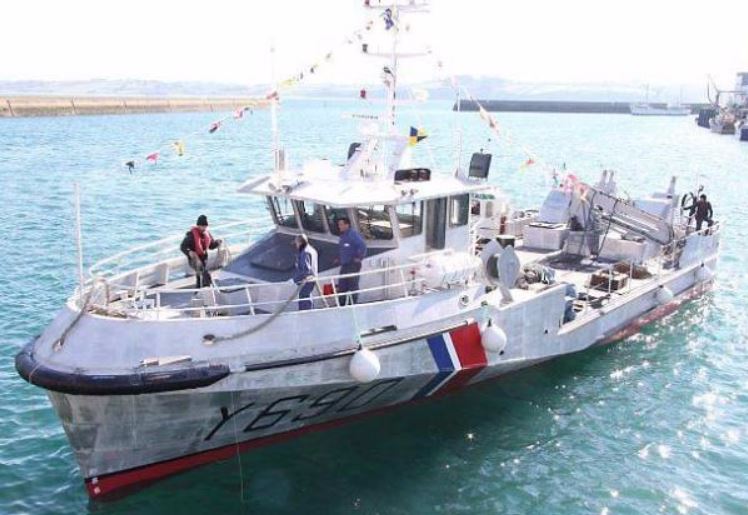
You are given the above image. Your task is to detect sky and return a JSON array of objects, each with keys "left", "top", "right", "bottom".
[{"left": 2, "top": 0, "right": 747, "bottom": 90}]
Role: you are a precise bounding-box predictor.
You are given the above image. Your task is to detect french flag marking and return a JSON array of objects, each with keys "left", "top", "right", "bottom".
[{"left": 413, "top": 323, "right": 487, "bottom": 399}]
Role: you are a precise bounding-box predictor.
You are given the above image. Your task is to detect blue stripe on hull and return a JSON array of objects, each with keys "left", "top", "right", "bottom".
[
  {"left": 426, "top": 334, "right": 454, "bottom": 371},
  {"left": 412, "top": 370, "right": 452, "bottom": 399},
  {"left": 412, "top": 334, "right": 456, "bottom": 399}
]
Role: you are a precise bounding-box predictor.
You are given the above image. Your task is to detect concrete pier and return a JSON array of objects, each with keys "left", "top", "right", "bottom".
[
  {"left": 454, "top": 99, "right": 707, "bottom": 114},
  {"left": 0, "top": 96, "right": 267, "bottom": 118}
]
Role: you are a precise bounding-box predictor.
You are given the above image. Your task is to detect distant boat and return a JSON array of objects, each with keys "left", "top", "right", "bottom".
[
  {"left": 709, "top": 111, "right": 736, "bottom": 134},
  {"left": 630, "top": 103, "right": 691, "bottom": 116},
  {"left": 630, "top": 84, "right": 690, "bottom": 116}
]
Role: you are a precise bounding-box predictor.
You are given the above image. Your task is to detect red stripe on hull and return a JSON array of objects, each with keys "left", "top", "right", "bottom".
[
  {"left": 85, "top": 401, "right": 410, "bottom": 499},
  {"left": 600, "top": 281, "right": 711, "bottom": 345},
  {"left": 449, "top": 323, "right": 487, "bottom": 368}
]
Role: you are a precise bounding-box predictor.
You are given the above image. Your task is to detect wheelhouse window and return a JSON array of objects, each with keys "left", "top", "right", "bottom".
[
  {"left": 395, "top": 201, "right": 423, "bottom": 238},
  {"left": 268, "top": 196, "right": 297, "bottom": 228},
  {"left": 325, "top": 206, "right": 349, "bottom": 236},
  {"left": 449, "top": 194, "right": 470, "bottom": 226},
  {"left": 297, "top": 201, "right": 327, "bottom": 233},
  {"left": 357, "top": 205, "right": 394, "bottom": 240}
]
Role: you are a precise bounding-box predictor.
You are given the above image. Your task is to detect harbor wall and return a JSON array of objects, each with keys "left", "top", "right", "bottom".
[
  {"left": 0, "top": 97, "right": 266, "bottom": 118},
  {"left": 454, "top": 99, "right": 709, "bottom": 114}
]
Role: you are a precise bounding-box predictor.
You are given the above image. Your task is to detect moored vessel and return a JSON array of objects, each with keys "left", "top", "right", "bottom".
[
  {"left": 16, "top": 2, "right": 721, "bottom": 500},
  {"left": 630, "top": 103, "right": 690, "bottom": 116}
]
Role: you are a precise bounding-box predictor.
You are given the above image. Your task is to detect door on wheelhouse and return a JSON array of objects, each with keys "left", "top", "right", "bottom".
[{"left": 426, "top": 197, "right": 447, "bottom": 250}]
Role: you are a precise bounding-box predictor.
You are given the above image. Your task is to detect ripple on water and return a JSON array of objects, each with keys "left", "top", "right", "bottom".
[{"left": 2, "top": 109, "right": 748, "bottom": 514}]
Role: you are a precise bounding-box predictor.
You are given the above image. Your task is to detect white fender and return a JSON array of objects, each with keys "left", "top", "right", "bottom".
[
  {"left": 656, "top": 286, "right": 674, "bottom": 305},
  {"left": 349, "top": 347, "right": 381, "bottom": 383},
  {"left": 695, "top": 265, "right": 713, "bottom": 282},
  {"left": 480, "top": 320, "right": 507, "bottom": 354}
]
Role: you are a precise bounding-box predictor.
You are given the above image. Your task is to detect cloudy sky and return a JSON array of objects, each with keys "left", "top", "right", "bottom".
[{"left": 2, "top": 0, "right": 746, "bottom": 89}]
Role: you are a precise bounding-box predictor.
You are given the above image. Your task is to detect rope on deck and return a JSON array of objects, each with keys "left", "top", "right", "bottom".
[{"left": 203, "top": 282, "right": 306, "bottom": 345}]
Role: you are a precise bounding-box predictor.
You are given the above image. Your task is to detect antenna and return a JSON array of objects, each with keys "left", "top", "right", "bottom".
[
  {"left": 73, "top": 183, "right": 85, "bottom": 301},
  {"left": 387, "top": 6, "right": 399, "bottom": 134},
  {"left": 270, "top": 43, "right": 282, "bottom": 177},
  {"left": 362, "top": 2, "right": 430, "bottom": 131},
  {"left": 455, "top": 79, "right": 462, "bottom": 175}
]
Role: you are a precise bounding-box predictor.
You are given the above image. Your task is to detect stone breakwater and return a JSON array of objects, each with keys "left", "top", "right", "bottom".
[
  {"left": 454, "top": 99, "right": 708, "bottom": 114},
  {"left": 0, "top": 96, "right": 267, "bottom": 117}
]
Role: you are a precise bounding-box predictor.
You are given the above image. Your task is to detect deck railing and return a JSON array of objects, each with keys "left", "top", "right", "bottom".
[
  {"left": 574, "top": 222, "right": 720, "bottom": 316},
  {"left": 88, "top": 220, "right": 265, "bottom": 281},
  {"left": 82, "top": 220, "right": 465, "bottom": 319}
]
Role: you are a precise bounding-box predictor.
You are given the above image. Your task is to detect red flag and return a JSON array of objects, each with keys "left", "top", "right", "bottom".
[
  {"left": 146, "top": 152, "right": 159, "bottom": 163},
  {"left": 209, "top": 121, "right": 221, "bottom": 134}
]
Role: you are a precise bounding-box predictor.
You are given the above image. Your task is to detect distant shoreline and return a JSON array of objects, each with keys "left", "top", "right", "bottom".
[{"left": 0, "top": 96, "right": 268, "bottom": 118}]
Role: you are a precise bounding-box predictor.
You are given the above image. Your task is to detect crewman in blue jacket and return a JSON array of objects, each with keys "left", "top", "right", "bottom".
[{"left": 336, "top": 217, "right": 367, "bottom": 305}]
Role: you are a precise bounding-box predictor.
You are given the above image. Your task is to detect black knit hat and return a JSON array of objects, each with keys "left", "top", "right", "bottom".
[{"left": 196, "top": 214, "right": 209, "bottom": 226}]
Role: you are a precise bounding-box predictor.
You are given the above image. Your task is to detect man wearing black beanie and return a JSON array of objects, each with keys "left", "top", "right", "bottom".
[{"left": 180, "top": 215, "right": 223, "bottom": 287}]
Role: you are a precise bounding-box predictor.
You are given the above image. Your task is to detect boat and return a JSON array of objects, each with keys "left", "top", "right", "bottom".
[
  {"left": 709, "top": 110, "right": 736, "bottom": 134},
  {"left": 705, "top": 73, "right": 748, "bottom": 135},
  {"left": 630, "top": 103, "right": 691, "bottom": 116},
  {"left": 629, "top": 85, "right": 690, "bottom": 116},
  {"left": 16, "top": 2, "right": 721, "bottom": 500}
]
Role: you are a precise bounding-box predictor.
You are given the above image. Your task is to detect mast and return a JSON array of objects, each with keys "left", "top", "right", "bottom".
[
  {"left": 386, "top": 5, "right": 399, "bottom": 134},
  {"left": 361, "top": 1, "right": 430, "bottom": 176},
  {"left": 270, "top": 44, "right": 282, "bottom": 177},
  {"left": 73, "top": 183, "right": 85, "bottom": 300},
  {"left": 455, "top": 83, "right": 462, "bottom": 174}
]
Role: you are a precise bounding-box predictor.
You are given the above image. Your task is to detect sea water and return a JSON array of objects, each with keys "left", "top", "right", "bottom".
[{"left": 1, "top": 100, "right": 748, "bottom": 514}]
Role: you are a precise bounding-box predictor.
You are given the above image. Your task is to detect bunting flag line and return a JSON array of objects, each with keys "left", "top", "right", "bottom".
[
  {"left": 430, "top": 53, "right": 557, "bottom": 177},
  {"left": 122, "top": 20, "right": 376, "bottom": 174},
  {"left": 172, "top": 141, "right": 185, "bottom": 157},
  {"left": 409, "top": 126, "right": 428, "bottom": 146}
]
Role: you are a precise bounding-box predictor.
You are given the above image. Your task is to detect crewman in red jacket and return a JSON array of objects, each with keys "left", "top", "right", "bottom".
[{"left": 180, "top": 215, "right": 222, "bottom": 288}]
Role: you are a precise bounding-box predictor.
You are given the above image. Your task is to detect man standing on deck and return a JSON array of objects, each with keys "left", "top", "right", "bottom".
[
  {"left": 293, "top": 234, "right": 318, "bottom": 310},
  {"left": 180, "top": 215, "right": 222, "bottom": 288},
  {"left": 336, "top": 217, "right": 367, "bottom": 305},
  {"left": 692, "top": 194, "right": 714, "bottom": 232}
]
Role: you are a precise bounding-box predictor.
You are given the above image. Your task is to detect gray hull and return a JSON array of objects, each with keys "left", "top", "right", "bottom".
[{"left": 49, "top": 252, "right": 716, "bottom": 499}]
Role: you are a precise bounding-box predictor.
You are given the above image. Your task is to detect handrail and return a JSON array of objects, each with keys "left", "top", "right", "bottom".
[
  {"left": 88, "top": 220, "right": 265, "bottom": 279},
  {"left": 574, "top": 221, "right": 720, "bottom": 316},
  {"left": 85, "top": 248, "right": 459, "bottom": 319}
]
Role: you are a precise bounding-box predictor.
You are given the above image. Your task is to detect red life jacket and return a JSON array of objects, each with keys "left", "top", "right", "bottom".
[{"left": 191, "top": 227, "right": 213, "bottom": 258}]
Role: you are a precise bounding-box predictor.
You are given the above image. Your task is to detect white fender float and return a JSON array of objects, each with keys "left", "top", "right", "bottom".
[
  {"left": 349, "top": 346, "right": 381, "bottom": 383},
  {"left": 695, "top": 265, "right": 713, "bottom": 282},
  {"left": 656, "top": 286, "right": 674, "bottom": 305},
  {"left": 480, "top": 320, "right": 507, "bottom": 354}
]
